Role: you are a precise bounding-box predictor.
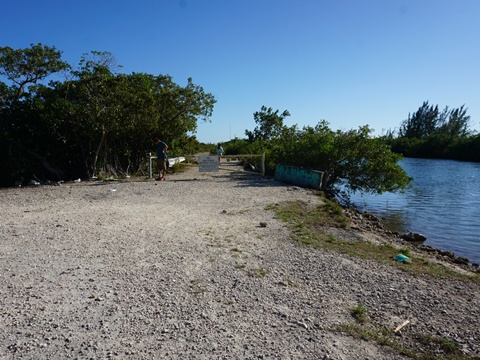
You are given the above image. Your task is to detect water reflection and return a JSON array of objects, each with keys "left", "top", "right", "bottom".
[{"left": 350, "top": 158, "right": 480, "bottom": 264}]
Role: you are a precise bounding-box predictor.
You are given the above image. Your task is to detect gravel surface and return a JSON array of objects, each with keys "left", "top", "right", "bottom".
[{"left": 1, "top": 164, "right": 479, "bottom": 359}]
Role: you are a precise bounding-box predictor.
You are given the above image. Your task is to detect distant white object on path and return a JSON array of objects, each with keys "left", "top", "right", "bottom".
[
  {"left": 149, "top": 156, "right": 186, "bottom": 178},
  {"left": 168, "top": 157, "right": 185, "bottom": 167}
]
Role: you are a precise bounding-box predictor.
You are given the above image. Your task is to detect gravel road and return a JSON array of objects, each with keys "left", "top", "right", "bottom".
[{"left": 1, "top": 164, "right": 479, "bottom": 359}]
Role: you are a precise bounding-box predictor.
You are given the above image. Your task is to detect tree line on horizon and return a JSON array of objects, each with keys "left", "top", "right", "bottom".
[
  {"left": 220, "top": 101, "right": 478, "bottom": 197},
  {"left": 1, "top": 44, "right": 476, "bottom": 195},
  {"left": 383, "top": 101, "right": 479, "bottom": 162}
]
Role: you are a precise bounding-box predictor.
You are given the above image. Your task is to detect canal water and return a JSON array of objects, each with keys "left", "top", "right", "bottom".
[{"left": 350, "top": 158, "right": 480, "bottom": 264}]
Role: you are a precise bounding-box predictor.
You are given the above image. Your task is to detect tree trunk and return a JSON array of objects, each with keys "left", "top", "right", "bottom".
[{"left": 92, "top": 124, "right": 106, "bottom": 177}]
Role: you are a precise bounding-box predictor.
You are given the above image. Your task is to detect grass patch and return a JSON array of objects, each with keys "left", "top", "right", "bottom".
[
  {"left": 351, "top": 305, "right": 368, "bottom": 323},
  {"left": 230, "top": 247, "right": 243, "bottom": 253},
  {"left": 247, "top": 267, "right": 269, "bottom": 278},
  {"left": 416, "top": 334, "right": 462, "bottom": 357},
  {"left": 269, "top": 194, "right": 478, "bottom": 358},
  {"left": 334, "top": 323, "right": 470, "bottom": 359},
  {"left": 168, "top": 162, "right": 189, "bottom": 174},
  {"left": 334, "top": 323, "right": 411, "bottom": 357},
  {"left": 264, "top": 203, "right": 278, "bottom": 211},
  {"left": 271, "top": 196, "right": 349, "bottom": 234},
  {"left": 400, "top": 248, "right": 411, "bottom": 257},
  {"left": 268, "top": 197, "right": 479, "bottom": 281}
]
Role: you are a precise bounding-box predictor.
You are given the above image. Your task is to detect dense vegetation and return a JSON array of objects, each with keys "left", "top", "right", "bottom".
[
  {"left": 0, "top": 44, "right": 215, "bottom": 186},
  {"left": 384, "top": 101, "right": 479, "bottom": 161},
  {"left": 224, "top": 106, "right": 412, "bottom": 197},
  {"left": 5, "top": 44, "right": 448, "bottom": 198}
]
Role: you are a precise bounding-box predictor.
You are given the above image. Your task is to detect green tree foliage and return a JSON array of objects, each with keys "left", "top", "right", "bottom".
[
  {"left": 239, "top": 107, "right": 411, "bottom": 196},
  {"left": 444, "top": 134, "right": 480, "bottom": 161},
  {"left": 436, "top": 105, "right": 471, "bottom": 138},
  {"left": 0, "top": 45, "right": 216, "bottom": 186},
  {"left": 399, "top": 101, "right": 440, "bottom": 139},
  {"left": 293, "top": 123, "right": 410, "bottom": 195},
  {"left": 245, "top": 105, "right": 290, "bottom": 142},
  {"left": 388, "top": 137, "right": 424, "bottom": 157},
  {"left": 399, "top": 101, "right": 472, "bottom": 140},
  {"left": 223, "top": 137, "right": 254, "bottom": 155},
  {"left": 0, "top": 43, "right": 70, "bottom": 101},
  {"left": 389, "top": 101, "right": 476, "bottom": 161},
  {"left": 0, "top": 44, "right": 71, "bottom": 185}
]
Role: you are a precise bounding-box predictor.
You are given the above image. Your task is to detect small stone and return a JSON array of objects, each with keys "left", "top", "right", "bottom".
[{"left": 294, "top": 321, "right": 308, "bottom": 329}]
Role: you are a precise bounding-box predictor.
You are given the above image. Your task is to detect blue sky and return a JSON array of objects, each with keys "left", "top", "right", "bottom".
[{"left": 2, "top": 0, "right": 479, "bottom": 143}]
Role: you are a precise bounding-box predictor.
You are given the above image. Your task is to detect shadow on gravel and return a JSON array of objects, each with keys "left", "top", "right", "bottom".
[
  {"left": 76, "top": 177, "right": 212, "bottom": 186},
  {"left": 168, "top": 178, "right": 211, "bottom": 182},
  {"left": 68, "top": 172, "right": 283, "bottom": 188},
  {"left": 216, "top": 171, "right": 286, "bottom": 188}
]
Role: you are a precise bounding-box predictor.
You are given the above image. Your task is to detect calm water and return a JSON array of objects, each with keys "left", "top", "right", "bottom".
[{"left": 350, "top": 158, "right": 480, "bottom": 264}]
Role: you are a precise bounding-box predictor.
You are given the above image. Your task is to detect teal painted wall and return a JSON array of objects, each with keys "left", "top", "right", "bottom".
[{"left": 275, "top": 164, "right": 324, "bottom": 189}]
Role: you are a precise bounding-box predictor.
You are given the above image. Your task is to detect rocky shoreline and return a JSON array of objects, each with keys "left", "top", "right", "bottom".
[
  {"left": 344, "top": 207, "right": 479, "bottom": 272},
  {"left": 1, "top": 166, "right": 479, "bottom": 359}
]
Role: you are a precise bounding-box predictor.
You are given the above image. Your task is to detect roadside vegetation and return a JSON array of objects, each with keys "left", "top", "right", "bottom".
[
  {"left": 225, "top": 106, "right": 412, "bottom": 198},
  {"left": 1, "top": 44, "right": 413, "bottom": 200},
  {"left": 3, "top": 46, "right": 475, "bottom": 202},
  {"left": 335, "top": 321, "right": 471, "bottom": 360},
  {"left": 266, "top": 196, "right": 479, "bottom": 281},
  {"left": 0, "top": 44, "right": 216, "bottom": 186},
  {"left": 267, "top": 196, "right": 479, "bottom": 359}
]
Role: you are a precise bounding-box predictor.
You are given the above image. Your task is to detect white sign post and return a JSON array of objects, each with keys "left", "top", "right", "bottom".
[{"left": 198, "top": 156, "right": 219, "bottom": 172}]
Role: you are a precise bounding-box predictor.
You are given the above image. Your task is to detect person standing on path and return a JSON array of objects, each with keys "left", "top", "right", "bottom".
[
  {"left": 155, "top": 139, "right": 168, "bottom": 181},
  {"left": 216, "top": 143, "right": 223, "bottom": 164}
]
